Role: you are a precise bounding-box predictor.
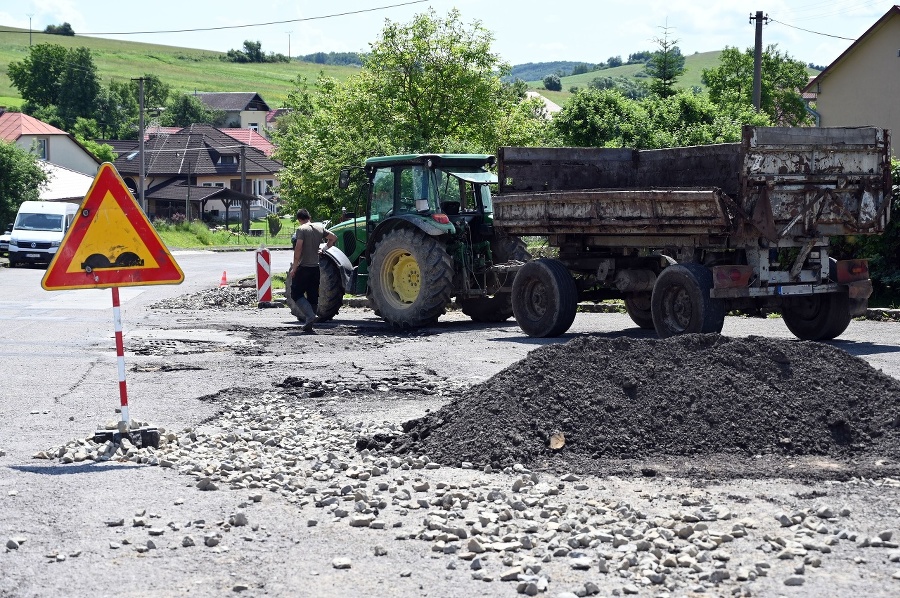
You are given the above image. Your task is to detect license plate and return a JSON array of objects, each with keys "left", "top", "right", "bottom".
[{"left": 26, "top": 253, "right": 41, "bottom": 258}]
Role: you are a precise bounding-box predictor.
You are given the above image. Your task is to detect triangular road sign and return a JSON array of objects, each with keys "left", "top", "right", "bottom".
[{"left": 42, "top": 163, "right": 184, "bottom": 290}]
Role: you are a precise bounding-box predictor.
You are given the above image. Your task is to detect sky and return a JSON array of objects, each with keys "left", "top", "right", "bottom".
[{"left": 0, "top": 0, "right": 893, "bottom": 68}]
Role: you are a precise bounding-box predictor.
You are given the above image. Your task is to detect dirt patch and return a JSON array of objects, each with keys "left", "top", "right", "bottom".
[
  {"left": 149, "top": 285, "right": 261, "bottom": 310},
  {"left": 382, "top": 334, "right": 900, "bottom": 478}
]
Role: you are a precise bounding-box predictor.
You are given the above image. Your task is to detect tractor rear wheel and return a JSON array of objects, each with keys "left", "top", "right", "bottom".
[{"left": 369, "top": 228, "right": 453, "bottom": 328}]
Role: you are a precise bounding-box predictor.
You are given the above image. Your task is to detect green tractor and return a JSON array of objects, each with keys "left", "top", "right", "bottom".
[{"left": 290, "top": 153, "right": 529, "bottom": 329}]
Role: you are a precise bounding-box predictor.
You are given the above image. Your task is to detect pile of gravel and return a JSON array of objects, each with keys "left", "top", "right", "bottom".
[
  {"left": 150, "top": 285, "right": 261, "bottom": 310},
  {"left": 386, "top": 335, "right": 900, "bottom": 469}
]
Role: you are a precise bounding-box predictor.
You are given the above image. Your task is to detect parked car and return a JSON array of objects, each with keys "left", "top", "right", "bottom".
[{"left": 0, "top": 223, "right": 12, "bottom": 254}]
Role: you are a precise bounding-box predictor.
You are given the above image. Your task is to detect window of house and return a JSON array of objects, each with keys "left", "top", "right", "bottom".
[
  {"left": 34, "top": 139, "right": 48, "bottom": 160},
  {"left": 215, "top": 182, "right": 225, "bottom": 188},
  {"left": 265, "top": 179, "right": 275, "bottom": 194},
  {"left": 220, "top": 155, "right": 237, "bottom": 165},
  {"left": 249, "top": 123, "right": 259, "bottom": 132},
  {"left": 202, "top": 182, "right": 213, "bottom": 187}
]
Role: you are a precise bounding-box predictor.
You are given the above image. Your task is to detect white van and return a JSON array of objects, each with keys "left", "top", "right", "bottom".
[{"left": 8, "top": 201, "right": 79, "bottom": 267}]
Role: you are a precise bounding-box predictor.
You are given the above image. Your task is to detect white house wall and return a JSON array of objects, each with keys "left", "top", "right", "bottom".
[
  {"left": 17, "top": 134, "right": 100, "bottom": 177},
  {"left": 816, "top": 15, "right": 900, "bottom": 138}
]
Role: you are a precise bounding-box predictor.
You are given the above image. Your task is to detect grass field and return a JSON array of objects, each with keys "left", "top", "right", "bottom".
[
  {"left": 154, "top": 218, "right": 295, "bottom": 250},
  {"left": 0, "top": 26, "right": 358, "bottom": 107}
]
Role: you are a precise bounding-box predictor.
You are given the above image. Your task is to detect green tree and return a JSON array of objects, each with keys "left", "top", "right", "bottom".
[
  {"left": 273, "top": 9, "right": 549, "bottom": 218},
  {"left": 9, "top": 44, "right": 101, "bottom": 129},
  {"left": 96, "top": 80, "right": 139, "bottom": 139},
  {"left": 71, "top": 118, "right": 118, "bottom": 162},
  {"left": 44, "top": 22, "right": 75, "bottom": 35},
  {"left": 645, "top": 26, "right": 685, "bottom": 98},
  {"left": 543, "top": 74, "right": 562, "bottom": 91},
  {"left": 7, "top": 43, "right": 68, "bottom": 107},
  {"left": 0, "top": 141, "right": 48, "bottom": 228},
  {"left": 552, "top": 88, "right": 768, "bottom": 149},
  {"left": 57, "top": 47, "right": 100, "bottom": 128},
  {"left": 701, "top": 45, "right": 812, "bottom": 126},
  {"left": 161, "top": 93, "right": 226, "bottom": 127},
  {"left": 131, "top": 74, "right": 171, "bottom": 112}
]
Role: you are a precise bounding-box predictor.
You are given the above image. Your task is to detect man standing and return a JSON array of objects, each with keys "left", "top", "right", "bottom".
[{"left": 290, "top": 208, "right": 336, "bottom": 332}]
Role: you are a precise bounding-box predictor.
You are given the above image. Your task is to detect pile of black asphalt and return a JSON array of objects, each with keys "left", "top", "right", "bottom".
[{"left": 375, "top": 334, "right": 900, "bottom": 479}]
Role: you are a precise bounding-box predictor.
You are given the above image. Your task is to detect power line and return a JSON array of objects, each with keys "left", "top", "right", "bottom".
[
  {"left": 0, "top": 0, "right": 428, "bottom": 37},
  {"left": 769, "top": 17, "right": 857, "bottom": 41},
  {"left": 77, "top": 0, "right": 428, "bottom": 36}
]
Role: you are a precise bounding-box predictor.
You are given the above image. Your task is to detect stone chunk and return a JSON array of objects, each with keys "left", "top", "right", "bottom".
[
  {"left": 332, "top": 557, "right": 352, "bottom": 569},
  {"left": 784, "top": 576, "right": 805, "bottom": 586}
]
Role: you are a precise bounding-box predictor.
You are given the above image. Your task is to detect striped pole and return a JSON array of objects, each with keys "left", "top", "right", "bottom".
[
  {"left": 111, "top": 287, "right": 129, "bottom": 424},
  {"left": 256, "top": 248, "right": 272, "bottom": 303}
]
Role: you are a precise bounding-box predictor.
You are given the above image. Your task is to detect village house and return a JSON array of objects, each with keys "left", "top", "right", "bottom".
[
  {"left": 110, "top": 124, "right": 282, "bottom": 225},
  {"left": 0, "top": 110, "right": 100, "bottom": 177},
  {"left": 804, "top": 5, "right": 900, "bottom": 137}
]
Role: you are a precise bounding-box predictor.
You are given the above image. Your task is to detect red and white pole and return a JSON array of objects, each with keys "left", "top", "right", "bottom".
[
  {"left": 111, "top": 287, "right": 129, "bottom": 424},
  {"left": 256, "top": 248, "right": 272, "bottom": 303}
]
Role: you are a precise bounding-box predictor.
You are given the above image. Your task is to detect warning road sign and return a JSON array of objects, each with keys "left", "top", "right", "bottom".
[{"left": 42, "top": 163, "right": 184, "bottom": 290}]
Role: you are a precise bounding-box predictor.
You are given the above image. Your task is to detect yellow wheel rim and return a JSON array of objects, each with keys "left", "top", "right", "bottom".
[{"left": 386, "top": 250, "right": 420, "bottom": 304}]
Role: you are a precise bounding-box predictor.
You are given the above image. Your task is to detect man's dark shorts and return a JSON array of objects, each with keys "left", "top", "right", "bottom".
[{"left": 291, "top": 265, "right": 320, "bottom": 309}]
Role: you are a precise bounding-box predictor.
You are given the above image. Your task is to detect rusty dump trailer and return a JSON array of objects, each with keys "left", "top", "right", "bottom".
[{"left": 493, "top": 126, "right": 892, "bottom": 340}]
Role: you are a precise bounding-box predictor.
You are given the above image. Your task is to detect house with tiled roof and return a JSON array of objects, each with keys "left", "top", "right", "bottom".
[
  {"left": 193, "top": 92, "right": 271, "bottom": 131},
  {"left": 803, "top": 5, "right": 900, "bottom": 135},
  {"left": 0, "top": 110, "right": 100, "bottom": 176},
  {"left": 111, "top": 123, "right": 282, "bottom": 223}
]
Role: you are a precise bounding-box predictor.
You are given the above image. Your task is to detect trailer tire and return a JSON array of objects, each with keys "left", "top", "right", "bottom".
[
  {"left": 624, "top": 292, "right": 655, "bottom": 329},
  {"left": 369, "top": 228, "right": 453, "bottom": 328},
  {"left": 651, "top": 263, "right": 724, "bottom": 338},
  {"left": 316, "top": 257, "right": 343, "bottom": 322},
  {"left": 459, "top": 294, "right": 514, "bottom": 322},
  {"left": 781, "top": 291, "right": 851, "bottom": 341},
  {"left": 511, "top": 258, "right": 578, "bottom": 337},
  {"left": 284, "top": 258, "right": 344, "bottom": 322}
]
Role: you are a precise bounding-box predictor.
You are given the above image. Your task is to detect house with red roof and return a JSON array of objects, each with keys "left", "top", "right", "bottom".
[{"left": 0, "top": 110, "right": 100, "bottom": 176}]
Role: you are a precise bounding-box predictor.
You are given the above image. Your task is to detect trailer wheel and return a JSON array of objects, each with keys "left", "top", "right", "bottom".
[
  {"left": 316, "top": 257, "right": 343, "bottom": 322},
  {"left": 369, "top": 228, "right": 453, "bottom": 328},
  {"left": 511, "top": 258, "right": 578, "bottom": 337},
  {"left": 781, "top": 292, "right": 851, "bottom": 341},
  {"left": 651, "top": 263, "right": 724, "bottom": 338},
  {"left": 458, "top": 233, "right": 530, "bottom": 322},
  {"left": 624, "top": 292, "right": 655, "bottom": 329},
  {"left": 459, "top": 294, "right": 513, "bottom": 322}
]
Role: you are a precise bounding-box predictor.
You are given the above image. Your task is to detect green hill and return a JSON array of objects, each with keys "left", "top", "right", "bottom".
[
  {"left": 529, "top": 51, "right": 723, "bottom": 104},
  {"left": 0, "top": 26, "right": 359, "bottom": 108}
]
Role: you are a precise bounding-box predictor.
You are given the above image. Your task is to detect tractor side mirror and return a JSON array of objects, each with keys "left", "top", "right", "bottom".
[{"left": 338, "top": 168, "right": 351, "bottom": 190}]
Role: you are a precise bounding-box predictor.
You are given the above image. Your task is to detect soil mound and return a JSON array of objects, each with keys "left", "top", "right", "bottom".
[{"left": 385, "top": 335, "right": 900, "bottom": 469}]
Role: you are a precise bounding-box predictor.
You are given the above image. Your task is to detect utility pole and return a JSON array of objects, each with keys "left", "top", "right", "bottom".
[
  {"left": 27, "top": 13, "right": 33, "bottom": 46},
  {"left": 750, "top": 11, "right": 769, "bottom": 112},
  {"left": 132, "top": 77, "right": 147, "bottom": 213},
  {"left": 240, "top": 145, "right": 249, "bottom": 233},
  {"left": 287, "top": 31, "right": 292, "bottom": 59}
]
